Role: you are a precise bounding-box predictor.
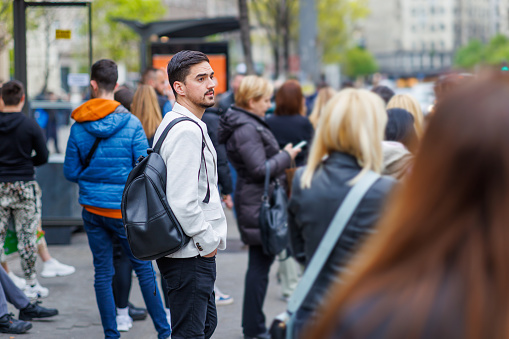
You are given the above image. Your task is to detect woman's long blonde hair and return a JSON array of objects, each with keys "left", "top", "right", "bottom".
[
  {"left": 131, "top": 85, "right": 162, "bottom": 139},
  {"left": 309, "top": 86, "right": 336, "bottom": 128},
  {"left": 301, "top": 88, "right": 387, "bottom": 188},
  {"left": 387, "top": 93, "right": 424, "bottom": 137}
]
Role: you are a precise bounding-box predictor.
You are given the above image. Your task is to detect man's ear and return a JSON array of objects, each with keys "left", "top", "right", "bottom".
[
  {"left": 173, "top": 81, "right": 186, "bottom": 97},
  {"left": 90, "top": 80, "right": 98, "bottom": 92}
]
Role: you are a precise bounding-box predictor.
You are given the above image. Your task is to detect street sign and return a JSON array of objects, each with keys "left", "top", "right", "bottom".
[
  {"left": 67, "top": 73, "right": 89, "bottom": 87},
  {"left": 56, "top": 29, "right": 71, "bottom": 39}
]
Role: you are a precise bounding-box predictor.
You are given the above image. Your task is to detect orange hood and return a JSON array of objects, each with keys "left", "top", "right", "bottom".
[{"left": 71, "top": 98, "right": 120, "bottom": 123}]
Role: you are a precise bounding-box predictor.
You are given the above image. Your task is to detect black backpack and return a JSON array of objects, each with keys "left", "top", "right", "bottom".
[{"left": 121, "top": 117, "right": 210, "bottom": 261}]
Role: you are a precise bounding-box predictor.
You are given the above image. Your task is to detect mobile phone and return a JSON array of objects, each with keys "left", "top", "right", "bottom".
[{"left": 294, "top": 141, "right": 307, "bottom": 149}]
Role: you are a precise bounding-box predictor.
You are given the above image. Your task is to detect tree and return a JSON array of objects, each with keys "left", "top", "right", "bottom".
[
  {"left": 0, "top": 1, "right": 12, "bottom": 55},
  {"left": 454, "top": 39, "right": 484, "bottom": 69},
  {"left": 238, "top": 0, "right": 255, "bottom": 75},
  {"left": 251, "top": 0, "right": 298, "bottom": 79},
  {"left": 343, "top": 46, "right": 377, "bottom": 78},
  {"left": 92, "top": 0, "right": 166, "bottom": 72},
  {"left": 317, "top": 0, "right": 370, "bottom": 64}
]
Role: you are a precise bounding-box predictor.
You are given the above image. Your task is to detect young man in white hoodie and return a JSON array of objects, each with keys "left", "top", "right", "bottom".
[{"left": 154, "top": 50, "right": 227, "bottom": 339}]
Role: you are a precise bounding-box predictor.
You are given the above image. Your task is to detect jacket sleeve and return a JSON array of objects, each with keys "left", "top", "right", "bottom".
[
  {"left": 131, "top": 120, "right": 149, "bottom": 166},
  {"left": 63, "top": 125, "right": 82, "bottom": 183},
  {"left": 161, "top": 122, "right": 220, "bottom": 256},
  {"left": 233, "top": 124, "right": 291, "bottom": 181},
  {"left": 30, "top": 120, "right": 49, "bottom": 166},
  {"left": 288, "top": 169, "right": 307, "bottom": 265}
]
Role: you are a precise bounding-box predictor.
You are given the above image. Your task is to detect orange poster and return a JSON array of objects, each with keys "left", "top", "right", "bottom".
[{"left": 152, "top": 54, "right": 228, "bottom": 94}]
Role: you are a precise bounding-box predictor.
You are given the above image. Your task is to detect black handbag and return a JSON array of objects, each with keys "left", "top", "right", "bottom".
[
  {"left": 121, "top": 117, "right": 210, "bottom": 261},
  {"left": 259, "top": 161, "right": 289, "bottom": 257}
]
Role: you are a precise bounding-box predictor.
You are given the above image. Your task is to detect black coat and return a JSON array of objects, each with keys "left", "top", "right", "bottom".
[
  {"left": 288, "top": 152, "right": 396, "bottom": 311},
  {"left": 202, "top": 110, "right": 233, "bottom": 195},
  {"left": 218, "top": 106, "right": 292, "bottom": 245},
  {"left": 265, "top": 114, "right": 313, "bottom": 166}
]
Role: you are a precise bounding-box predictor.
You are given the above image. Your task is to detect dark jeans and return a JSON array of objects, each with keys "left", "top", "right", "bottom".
[
  {"left": 157, "top": 256, "right": 217, "bottom": 339},
  {"left": 112, "top": 237, "right": 132, "bottom": 309},
  {"left": 242, "top": 245, "right": 275, "bottom": 336},
  {"left": 82, "top": 209, "right": 171, "bottom": 339}
]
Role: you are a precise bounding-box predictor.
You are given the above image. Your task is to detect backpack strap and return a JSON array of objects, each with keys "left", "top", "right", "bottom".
[
  {"left": 83, "top": 138, "right": 102, "bottom": 170},
  {"left": 153, "top": 117, "right": 210, "bottom": 204}
]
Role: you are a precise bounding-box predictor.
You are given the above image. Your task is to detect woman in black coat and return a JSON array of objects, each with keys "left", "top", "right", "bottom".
[
  {"left": 218, "top": 75, "right": 300, "bottom": 339},
  {"left": 265, "top": 80, "right": 313, "bottom": 167},
  {"left": 288, "top": 88, "right": 396, "bottom": 337}
]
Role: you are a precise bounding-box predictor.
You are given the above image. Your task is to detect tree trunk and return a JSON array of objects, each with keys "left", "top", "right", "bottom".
[
  {"left": 238, "top": 0, "right": 255, "bottom": 75},
  {"left": 282, "top": 0, "right": 290, "bottom": 77}
]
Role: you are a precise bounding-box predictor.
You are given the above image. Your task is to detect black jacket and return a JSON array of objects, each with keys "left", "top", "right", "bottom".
[
  {"left": 265, "top": 114, "right": 313, "bottom": 166},
  {"left": 202, "top": 109, "right": 233, "bottom": 195},
  {"left": 288, "top": 152, "right": 395, "bottom": 311},
  {"left": 218, "top": 106, "right": 291, "bottom": 245},
  {"left": 0, "top": 112, "right": 49, "bottom": 182}
]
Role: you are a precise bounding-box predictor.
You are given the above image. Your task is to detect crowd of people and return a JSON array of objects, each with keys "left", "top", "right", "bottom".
[{"left": 1, "top": 49, "right": 506, "bottom": 339}]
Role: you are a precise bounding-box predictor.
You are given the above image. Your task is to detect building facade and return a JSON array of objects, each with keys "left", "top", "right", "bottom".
[{"left": 363, "top": 0, "right": 507, "bottom": 76}]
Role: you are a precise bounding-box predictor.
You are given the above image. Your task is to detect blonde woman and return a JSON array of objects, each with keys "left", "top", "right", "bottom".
[
  {"left": 287, "top": 89, "right": 396, "bottom": 337},
  {"left": 131, "top": 85, "right": 162, "bottom": 146},
  {"left": 308, "top": 86, "right": 336, "bottom": 129},
  {"left": 387, "top": 93, "right": 424, "bottom": 137},
  {"left": 218, "top": 75, "right": 300, "bottom": 339}
]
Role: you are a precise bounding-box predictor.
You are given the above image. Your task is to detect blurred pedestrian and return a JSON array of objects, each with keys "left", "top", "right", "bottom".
[
  {"left": 0, "top": 80, "right": 49, "bottom": 298},
  {"left": 382, "top": 108, "right": 417, "bottom": 180},
  {"left": 308, "top": 86, "right": 336, "bottom": 129},
  {"left": 218, "top": 74, "right": 245, "bottom": 114},
  {"left": 114, "top": 85, "right": 134, "bottom": 111},
  {"left": 64, "top": 59, "right": 170, "bottom": 339},
  {"left": 218, "top": 75, "right": 300, "bottom": 339},
  {"left": 141, "top": 68, "right": 172, "bottom": 116},
  {"left": 266, "top": 80, "right": 313, "bottom": 167},
  {"left": 371, "top": 85, "right": 395, "bottom": 105},
  {"left": 287, "top": 88, "right": 396, "bottom": 336},
  {"left": 307, "top": 72, "right": 509, "bottom": 339},
  {"left": 387, "top": 93, "right": 424, "bottom": 137},
  {"left": 0, "top": 265, "right": 58, "bottom": 334},
  {"left": 131, "top": 85, "right": 163, "bottom": 146}
]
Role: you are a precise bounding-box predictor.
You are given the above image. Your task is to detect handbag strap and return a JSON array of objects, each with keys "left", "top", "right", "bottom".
[
  {"left": 262, "top": 161, "right": 271, "bottom": 200},
  {"left": 153, "top": 116, "right": 210, "bottom": 203},
  {"left": 287, "top": 171, "right": 381, "bottom": 313},
  {"left": 83, "top": 138, "right": 102, "bottom": 170}
]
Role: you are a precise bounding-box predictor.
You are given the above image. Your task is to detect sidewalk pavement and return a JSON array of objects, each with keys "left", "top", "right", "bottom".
[{"left": 5, "top": 209, "right": 289, "bottom": 338}]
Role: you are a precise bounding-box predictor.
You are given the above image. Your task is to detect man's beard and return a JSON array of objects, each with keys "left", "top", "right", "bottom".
[{"left": 195, "top": 90, "right": 215, "bottom": 108}]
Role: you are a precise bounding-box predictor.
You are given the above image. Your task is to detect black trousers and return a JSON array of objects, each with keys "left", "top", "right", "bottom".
[
  {"left": 242, "top": 245, "right": 275, "bottom": 336},
  {"left": 157, "top": 256, "right": 217, "bottom": 339}
]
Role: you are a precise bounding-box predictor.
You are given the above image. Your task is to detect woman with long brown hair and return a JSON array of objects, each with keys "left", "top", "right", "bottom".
[
  {"left": 306, "top": 72, "right": 509, "bottom": 339},
  {"left": 131, "top": 85, "right": 162, "bottom": 145}
]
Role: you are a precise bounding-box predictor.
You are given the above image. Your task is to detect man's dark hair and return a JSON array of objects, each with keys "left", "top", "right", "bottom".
[
  {"left": 1, "top": 80, "right": 25, "bottom": 106},
  {"left": 91, "top": 59, "right": 118, "bottom": 93},
  {"left": 371, "top": 85, "right": 395, "bottom": 105},
  {"left": 385, "top": 108, "right": 418, "bottom": 152},
  {"left": 114, "top": 85, "right": 134, "bottom": 111},
  {"left": 167, "top": 50, "right": 210, "bottom": 97}
]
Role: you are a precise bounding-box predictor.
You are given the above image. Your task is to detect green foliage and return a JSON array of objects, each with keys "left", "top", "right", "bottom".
[
  {"left": 344, "top": 46, "right": 378, "bottom": 78},
  {"left": 454, "top": 34, "right": 509, "bottom": 69},
  {"left": 0, "top": 1, "right": 13, "bottom": 53},
  {"left": 92, "top": 0, "right": 166, "bottom": 72},
  {"left": 317, "top": 0, "right": 370, "bottom": 64},
  {"left": 454, "top": 39, "right": 484, "bottom": 69}
]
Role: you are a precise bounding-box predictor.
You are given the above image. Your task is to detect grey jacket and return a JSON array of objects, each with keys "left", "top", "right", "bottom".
[
  {"left": 288, "top": 152, "right": 396, "bottom": 311},
  {"left": 218, "top": 106, "right": 291, "bottom": 246}
]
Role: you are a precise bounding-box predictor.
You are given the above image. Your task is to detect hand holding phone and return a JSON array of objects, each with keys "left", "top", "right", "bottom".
[{"left": 293, "top": 141, "right": 307, "bottom": 149}]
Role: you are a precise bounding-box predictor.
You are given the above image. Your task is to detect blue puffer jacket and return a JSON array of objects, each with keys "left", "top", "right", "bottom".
[{"left": 64, "top": 99, "right": 148, "bottom": 210}]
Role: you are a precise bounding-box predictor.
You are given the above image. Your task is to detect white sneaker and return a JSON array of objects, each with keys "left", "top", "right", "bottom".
[
  {"left": 116, "top": 314, "right": 133, "bottom": 332},
  {"left": 7, "top": 271, "right": 26, "bottom": 290},
  {"left": 40, "top": 258, "right": 76, "bottom": 278},
  {"left": 24, "top": 280, "right": 49, "bottom": 298}
]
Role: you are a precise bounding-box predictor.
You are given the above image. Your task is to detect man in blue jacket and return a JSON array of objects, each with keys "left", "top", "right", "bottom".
[{"left": 63, "top": 59, "right": 170, "bottom": 339}]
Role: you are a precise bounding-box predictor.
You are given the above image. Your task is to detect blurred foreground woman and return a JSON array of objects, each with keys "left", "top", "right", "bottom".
[
  {"left": 307, "top": 73, "right": 509, "bottom": 339},
  {"left": 288, "top": 89, "right": 396, "bottom": 336}
]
